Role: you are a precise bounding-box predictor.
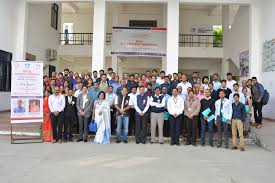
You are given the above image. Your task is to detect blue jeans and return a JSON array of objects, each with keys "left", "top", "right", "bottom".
[
  {"left": 200, "top": 117, "right": 214, "bottom": 145},
  {"left": 216, "top": 116, "right": 229, "bottom": 146},
  {"left": 116, "top": 115, "right": 129, "bottom": 141}
]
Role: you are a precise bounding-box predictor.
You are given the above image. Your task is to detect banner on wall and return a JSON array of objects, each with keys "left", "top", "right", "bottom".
[
  {"left": 11, "top": 61, "right": 44, "bottom": 124},
  {"left": 239, "top": 50, "right": 249, "bottom": 77},
  {"left": 111, "top": 27, "right": 167, "bottom": 57}
]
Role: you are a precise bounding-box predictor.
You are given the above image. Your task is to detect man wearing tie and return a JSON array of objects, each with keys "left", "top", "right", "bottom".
[
  {"left": 76, "top": 85, "right": 93, "bottom": 142},
  {"left": 64, "top": 88, "right": 77, "bottom": 142},
  {"left": 215, "top": 90, "right": 233, "bottom": 149},
  {"left": 167, "top": 88, "right": 184, "bottom": 146}
]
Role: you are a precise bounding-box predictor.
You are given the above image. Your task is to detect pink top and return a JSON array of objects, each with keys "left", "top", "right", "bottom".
[{"left": 196, "top": 92, "right": 206, "bottom": 101}]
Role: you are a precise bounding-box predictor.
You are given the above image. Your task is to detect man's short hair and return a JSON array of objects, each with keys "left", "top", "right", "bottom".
[
  {"left": 107, "top": 68, "right": 113, "bottom": 71},
  {"left": 227, "top": 72, "right": 233, "bottom": 76},
  {"left": 219, "top": 90, "right": 225, "bottom": 94},
  {"left": 58, "top": 72, "right": 63, "bottom": 76},
  {"left": 233, "top": 93, "right": 240, "bottom": 98},
  {"left": 221, "top": 79, "right": 226, "bottom": 83},
  {"left": 233, "top": 83, "right": 239, "bottom": 87},
  {"left": 172, "top": 88, "right": 178, "bottom": 92},
  {"left": 251, "top": 77, "right": 257, "bottom": 80},
  {"left": 155, "top": 87, "right": 161, "bottom": 90},
  {"left": 213, "top": 73, "right": 219, "bottom": 76},
  {"left": 64, "top": 68, "right": 69, "bottom": 72}
]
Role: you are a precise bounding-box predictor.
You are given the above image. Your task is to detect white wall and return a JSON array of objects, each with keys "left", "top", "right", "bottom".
[
  {"left": 223, "top": 5, "right": 249, "bottom": 74},
  {"left": 0, "top": 0, "right": 23, "bottom": 111},
  {"left": 256, "top": 0, "right": 275, "bottom": 119},
  {"left": 26, "top": 3, "right": 61, "bottom": 72}
]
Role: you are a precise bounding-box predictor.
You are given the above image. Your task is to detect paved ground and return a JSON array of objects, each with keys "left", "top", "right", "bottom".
[
  {"left": 0, "top": 135, "right": 275, "bottom": 183},
  {"left": 250, "top": 119, "right": 275, "bottom": 151}
]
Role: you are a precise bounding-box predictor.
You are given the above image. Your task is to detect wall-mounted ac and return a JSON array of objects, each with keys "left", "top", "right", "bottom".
[{"left": 46, "top": 49, "right": 57, "bottom": 61}]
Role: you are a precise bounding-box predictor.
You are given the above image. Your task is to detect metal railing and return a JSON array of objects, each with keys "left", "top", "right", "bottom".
[
  {"left": 60, "top": 33, "right": 222, "bottom": 48},
  {"left": 179, "top": 34, "right": 223, "bottom": 48}
]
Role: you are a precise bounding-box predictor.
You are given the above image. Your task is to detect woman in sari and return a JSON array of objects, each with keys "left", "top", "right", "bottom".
[
  {"left": 92, "top": 91, "right": 111, "bottom": 144},
  {"left": 42, "top": 90, "right": 53, "bottom": 142}
]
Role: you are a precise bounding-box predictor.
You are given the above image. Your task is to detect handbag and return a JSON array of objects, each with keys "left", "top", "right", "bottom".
[{"left": 89, "top": 120, "right": 97, "bottom": 132}]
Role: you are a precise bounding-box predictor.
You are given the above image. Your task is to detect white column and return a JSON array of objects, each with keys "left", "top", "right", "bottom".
[
  {"left": 111, "top": 3, "right": 120, "bottom": 73},
  {"left": 161, "top": 4, "right": 167, "bottom": 72},
  {"left": 249, "top": 1, "right": 261, "bottom": 79},
  {"left": 92, "top": 0, "right": 106, "bottom": 72},
  {"left": 222, "top": 58, "right": 229, "bottom": 78},
  {"left": 222, "top": 5, "right": 230, "bottom": 78},
  {"left": 166, "top": 0, "right": 179, "bottom": 75},
  {"left": 14, "top": 0, "right": 28, "bottom": 61}
]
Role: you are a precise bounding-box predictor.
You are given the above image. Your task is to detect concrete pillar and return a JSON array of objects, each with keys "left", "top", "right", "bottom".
[
  {"left": 111, "top": 3, "right": 120, "bottom": 73},
  {"left": 222, "top": 58, "right": 229, "bottom": 79},
  {"left": 166, "top": 0, "right": 179, "bottom": 75},
  {"left": 161, "top": 57, "right": 167, "bottom": 72},
  {"left": 92, "top": 0, "right": 106, "bottom": 72},
  {"left": 14, "top": 0, "right": 28, "bottom": 61},
  {"left": 249, "top": 1, "right": 261, "bottom": 79},
  {"left": 222, "top": 5, "right": 230, "bottom": 78}
]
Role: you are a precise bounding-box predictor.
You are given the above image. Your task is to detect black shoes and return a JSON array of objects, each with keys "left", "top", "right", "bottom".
[
  {"left": 124, "top": 140, "right": 128, "bottom": 144},
  {"left": 231, "top": 146, "right": 238, "bottom": 150},
  {"left": 170, "top": 142, "right": 174, "bottom": 146},
  {"left": 217, "top": 144, "right": 222, "bottom": 148},
  {"left": 116, "top": 140, "right": 121, "bottom": 143},
  {"left": 225, "top": 144, "right": 229, "bottom": 149},
  {"left": 84, "top": 139, "right": 88, "bottom": 143},
  {"left": 76, "top": 139, "right": 83, "bottom": 142}
]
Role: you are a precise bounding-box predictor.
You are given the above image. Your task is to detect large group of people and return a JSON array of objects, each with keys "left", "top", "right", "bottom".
[{"left": 42, "top": 68, "right": 266, "bottom": 151}]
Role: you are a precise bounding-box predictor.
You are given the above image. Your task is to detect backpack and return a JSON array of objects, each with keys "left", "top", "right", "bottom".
[{"left": 261, "top": 90, "right": 269, "bottom": 105}]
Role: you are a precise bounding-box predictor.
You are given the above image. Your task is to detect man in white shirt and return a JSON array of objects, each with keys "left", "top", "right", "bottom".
[
  {"left": 177, "top": 74, "right": 192, "bottom": 96},
  {"left": 229, "top": 83, "right": 246, "bottom": 104},
  {"left": 212, "top": 73, "right": 221, "bottom": 91},
  {"left": 215, "top": 90, "right": 233, "bottom": 149},
  {"left": 128, "top": 86, "right": 138, "bottom": 136},
  {"left": 106, "top": 86, "right": 117, "bottom": 134},
  {"left": 48, "top": 86, "right": 66, "bottom": 143},
  {"left": 167, "top": 88, "right": 184, "bottom": 146},
  {"left": 156, "top": 71, "right": 165, "bottom": 85},
  {"left": 226, "top": 72, "right": 237, "bottom": 92},
  {"left": 133, "top": 86, "right": 150, "bottom": 144}
]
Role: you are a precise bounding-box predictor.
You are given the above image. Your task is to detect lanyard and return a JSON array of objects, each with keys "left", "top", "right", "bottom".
[{"left": 173, "top": 97, "right": 178, "bottom": 105}]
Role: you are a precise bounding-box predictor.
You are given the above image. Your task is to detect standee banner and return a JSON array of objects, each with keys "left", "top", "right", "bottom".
[
  {"left": 11, "top": 61, "right": 44, "bottom": 124},
  {"left": 111, "top": 27, "right": 167, "bottom": 57}
]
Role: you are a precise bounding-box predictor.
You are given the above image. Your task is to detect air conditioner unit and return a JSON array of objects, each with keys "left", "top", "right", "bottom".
[{"left": 46, "top": 49, "right": 57, "bottom": 61}]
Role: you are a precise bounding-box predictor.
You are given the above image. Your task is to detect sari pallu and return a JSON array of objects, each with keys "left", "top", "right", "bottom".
[
  {"left": 43, "top": 98, "right": 53, "bottom": 142},
  {"left": 94, "top": 100, "right": 111, "bottom": 144}
]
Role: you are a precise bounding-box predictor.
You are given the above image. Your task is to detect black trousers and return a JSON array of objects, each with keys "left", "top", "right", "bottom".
[
  {"left": 169, "top": 114, "right": 182, "bottom": 144},
  {"left": 253, "top": 101, "right": 263, "bottom": 124},
  {"left": 186, "top": 116, "right": 199, "bottom": 144},
  {"left": 110, "top": 108, "right": 116, "bottom": 135},
  {"left": 129, "top": 108, "right": 136, "bottom": 135},
  {"left": 135, "top": 112, "right": 149, "bottom": 143},
  {"left": 64, "top": 115, "right": 75, "bottom": 140},
  {"left": 50, "top": 112, "right": 64, "bottom": 141}
]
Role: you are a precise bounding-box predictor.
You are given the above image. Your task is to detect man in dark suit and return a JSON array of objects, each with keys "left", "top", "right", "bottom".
[{"left": 64, "top": 88, "right": 77, "bottom": 142}]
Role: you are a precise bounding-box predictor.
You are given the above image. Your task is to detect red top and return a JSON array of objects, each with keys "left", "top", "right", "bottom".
[{"left": 43, "top": 97, "right": 50, "bottom": 113}]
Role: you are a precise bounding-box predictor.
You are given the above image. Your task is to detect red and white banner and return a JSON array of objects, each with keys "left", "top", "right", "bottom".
[
  {"left": 111, "top": 27, "right": 167, "bottom": 57},
  {"left": 11, "top": 61, "right": 43, "bottom": 124}
]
